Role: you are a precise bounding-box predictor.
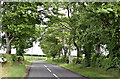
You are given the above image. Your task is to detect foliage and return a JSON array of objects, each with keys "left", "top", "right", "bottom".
[
  {"left": 72, "top": 57, "right": 82, "bottom": 64},
  {"left": 40, "top": 2, "right": 120, "bottom": 71},
  {"left": 1, "top": 2, "right": 120, "bottom": 73},
  {"left": 2, "top": 54, "right": 17, "bottom": 64},
  {"left": 91, "top": 54, "right": 120, "bottom": 72},
  {"left": 53, "top": 56, "right": 69, "bottom": 63}
]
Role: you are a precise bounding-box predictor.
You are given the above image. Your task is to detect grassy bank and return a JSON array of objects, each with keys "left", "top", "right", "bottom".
[
  {"left": 45, "top": 59, "right": 120, "bottom": 79},
  {"left": 2, "top": 63, "right": 26, "bottom": 77},
  {"left": 2, "top": 56, "right": 46, "bottom": 77}
]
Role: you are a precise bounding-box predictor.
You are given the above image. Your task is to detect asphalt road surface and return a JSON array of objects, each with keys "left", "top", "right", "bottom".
[{"left": 24, "top": 60, "right": 88, "bottom": 79}]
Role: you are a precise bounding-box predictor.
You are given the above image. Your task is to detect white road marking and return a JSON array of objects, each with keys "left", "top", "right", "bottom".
[
  {"left": 47, "top": 68, "right": 52, "bottom": 72},
  {"left": 44, "top": 65, "right": 47, "bottom": 68},
  {"left": 44, "top": 64, "right": 59, "bottom": 79},
  {"left": 44, "top": 65, "right": 52, "bottom": 72},
  {"left": 53, "top": 73, "right": 59, "bottom": 79}
]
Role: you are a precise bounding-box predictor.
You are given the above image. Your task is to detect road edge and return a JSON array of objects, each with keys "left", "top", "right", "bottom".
[{"left": 22, "top": 63, "right": 32, "bottom": 79}]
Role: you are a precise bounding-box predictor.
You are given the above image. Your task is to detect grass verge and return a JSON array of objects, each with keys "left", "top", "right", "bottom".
[
  {"left": 2, "top": 63, "right": 26, "bottom": 77},
  {"left": 45, "top": 59, "right": 120, "bottom": 79},
  {"left": 2, "top": 56, "right": 46, "bottom": 77}
]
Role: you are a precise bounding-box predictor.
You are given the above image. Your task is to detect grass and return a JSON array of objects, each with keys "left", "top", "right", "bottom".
[
  {"left": 2, "top": 55, "right": 46, "bottom": 77},
  {"left": 45, "top": 59, "right": 120, "bottom": 79},
  {"left": 2, "top": 63, "right": 26, "bottom": 77},
  {"left": 0, "top": 63, "right": 2, "bottom": 79}
]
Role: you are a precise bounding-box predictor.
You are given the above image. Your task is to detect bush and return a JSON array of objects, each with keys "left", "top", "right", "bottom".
[
  {"left": 65, "top": 57, "right": 69, "bottom": 63},
  {"left": 54, "top": 56, "right": 69, "bottom": 63},
  {"left": 60, "top": 56, "right": 65, "bottom": 63},
  {"left": 72, "top": 58, "right": 82, "bottom": 64},
  {"left": 91, "top": 54, "right": 100, "bottom": 67},
  {"left": 11, "top": 54, "right": 17, "bottom": 62},
  {"left": 100, "top": 58, "right": 110, "bottom": 69},
  {"left": 54, "top": 58, "right": 61, "bottom": 62},
  {"left": 2, "top": 54, "right": 18, "bottom": 64},
  {"left": 106, "top": 57, "right": 120, "bottom": 72},
  {"left": 91, "top": 54, "right": 120, "bottom": 72},
  {"left": 82, "top": 58, "right": 91, "bottom": 67}
]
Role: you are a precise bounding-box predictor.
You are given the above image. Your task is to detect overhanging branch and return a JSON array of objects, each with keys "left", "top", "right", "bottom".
[
  {"left": 9, "top": 36, "right": 15, "bottom": 44},
  {"left": 60, "top": 23, "right": 71, "bottom": 31}
]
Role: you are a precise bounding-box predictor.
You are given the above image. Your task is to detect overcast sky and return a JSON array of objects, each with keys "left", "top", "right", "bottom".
[{"left": 0, "top": 41, "right": 77, "bottom": 56}]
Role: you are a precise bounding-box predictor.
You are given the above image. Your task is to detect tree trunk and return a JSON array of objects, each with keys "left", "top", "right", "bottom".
[
  {"left": 58, "top": 50, "right": 61, "bottom": 58},
  {"left": 73, "top": 41, "right": 80, "bottom": 59},
  {"left": 64, "top": 48, "right": 66, "bottom": 58},
  {"left": 5, "top": 32, "right": 11, "bottom": 54},
  {"left": 97, "top": 44, "right": 100, "bottom": 54},
  {"left": 6, "top": 42, "right": 11, "bottom": 54},
  {"left": 68, "top": 45, "right": 71, "bottom": 64},
  {"left": 5, "top": 32, "right": 15, "bottom": 54},
  {"left": 58, "top": 47, "right": 62, "bottom": 58},
  {"left": 62, "top": 29, "right": 66, "bottom": 56},
  {"left": 52, "top": 55, "right": 55, "bottom": 61}
]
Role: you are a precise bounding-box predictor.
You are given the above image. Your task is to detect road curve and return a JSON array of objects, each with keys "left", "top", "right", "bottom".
[{"left": 24, "top": 60, "right": 88, "bottom": 79}]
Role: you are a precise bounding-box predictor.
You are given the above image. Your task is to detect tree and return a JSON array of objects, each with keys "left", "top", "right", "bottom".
[
  {"left": 1, "top": 2, "right": 60, "bottom": 54},
  {"left": 2, "top": 2, "right": 37, "bottom": 54}
]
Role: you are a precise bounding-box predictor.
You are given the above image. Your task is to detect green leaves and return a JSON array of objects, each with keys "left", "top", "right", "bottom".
[{"left": 1, "top": 2, "right": 120, "bottom": 69}]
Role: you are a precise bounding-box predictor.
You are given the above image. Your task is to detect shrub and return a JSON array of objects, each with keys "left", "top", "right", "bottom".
[
  {"left": 11, "top": 54, "right": 17, "bottom": 62},
  {"left": 100, "top": 58, "right": 110, "bottom": 69},
  {"left": 106, "top": 57, "right": 120, "bottom": 72},
  {"left": 2, "top": 54, "right": 17, "bottom": 64},
  {"left": 91, "top": 54, "right": 100, "bottom": 67},
  {"left": 90, "top": 54, "right": 120, "bottom": 72},
  {"left": 82, "top": 58, "right": 90, "bottom": 67},
  {"left": 54, "top": 56, "right": 69, "bottom": 63},
  {"left": 65, "top": 57, "right": 69, "bottom": 63},
  {"left": 72, "top": 58, "right": 82, "bottom": 64}
]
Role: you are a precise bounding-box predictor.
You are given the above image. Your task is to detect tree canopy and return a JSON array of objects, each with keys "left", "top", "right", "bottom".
[{"left": 1, "top": 2, "right": 120, "bottom": 71}]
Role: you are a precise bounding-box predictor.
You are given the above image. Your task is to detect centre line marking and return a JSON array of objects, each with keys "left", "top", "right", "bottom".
[
  {"left": 53, "top": 73, "right": 59, "bottom": 79},
  {"left": 47, "top": 68, "right": 52, "bottom": 72},
  {"left": 44, "top": 65, "right": 47, "bottom": 68}
]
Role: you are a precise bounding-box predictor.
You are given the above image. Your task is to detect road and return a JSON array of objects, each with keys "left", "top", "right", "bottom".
[{"left": 24, "top": 60, "right": 88, "bottom": 79}]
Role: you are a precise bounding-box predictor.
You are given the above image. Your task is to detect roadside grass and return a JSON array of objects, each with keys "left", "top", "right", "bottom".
[
  {"left": 2, "top": 56, "right": 46, "bottom": 77},
  {"left": 2, "top": 63, "right": 26, "bottom": 77},
  {"left": 0, "top": 63, "right": 2, "bottom": 79},
  {"left": 45, "top": 59, "right": 120, "bottom": 78}
]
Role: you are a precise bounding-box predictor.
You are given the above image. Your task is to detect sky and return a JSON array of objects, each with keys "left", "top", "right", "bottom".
[
  {"left": 0, "top": 41, "right": 45, "bottom": 55},
  {"left": 24, "top": 42, "right": 45, "bottom": 55},
  {"left": 0, "top": 41, "right": 77, "bottom": 56},
  {"left": 0, "top": 41, "right": 108, "bottom": 56}
]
